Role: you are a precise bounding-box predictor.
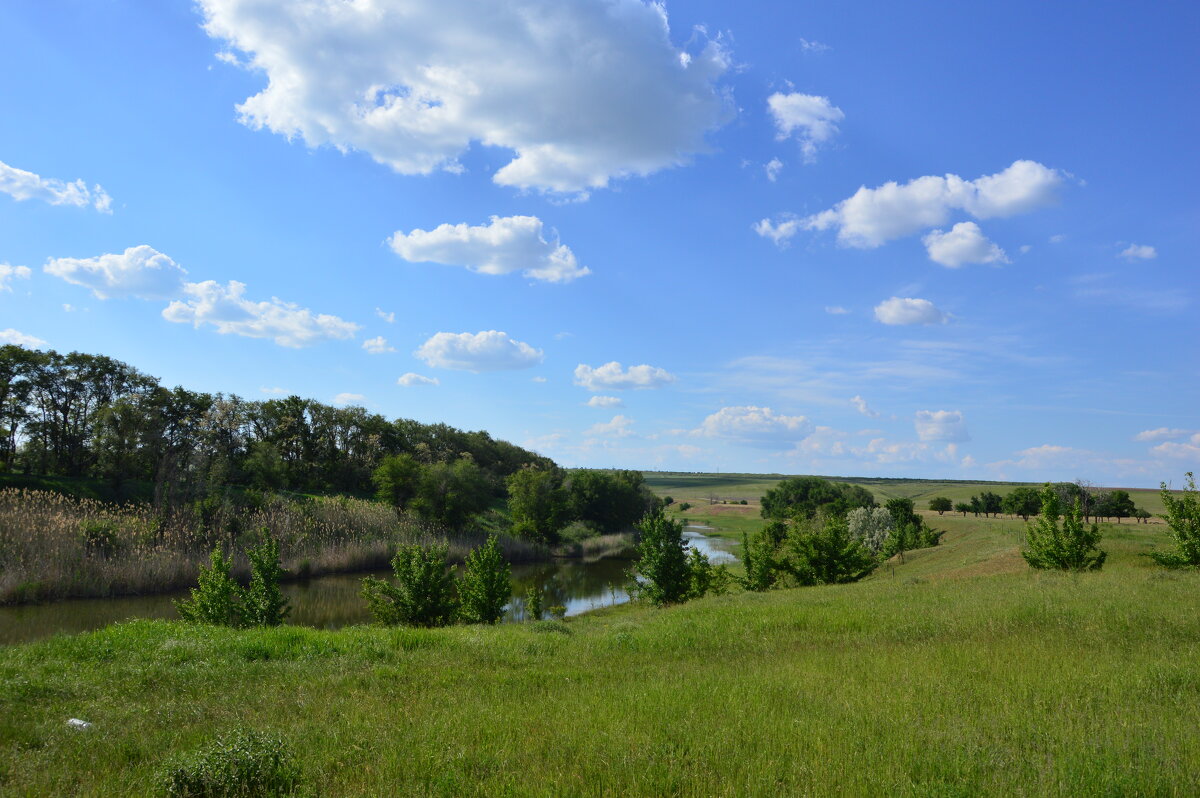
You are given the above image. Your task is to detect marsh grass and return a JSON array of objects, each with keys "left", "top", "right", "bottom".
[{"left": 0, "top": 489, "right": 544, "bottom": 605}]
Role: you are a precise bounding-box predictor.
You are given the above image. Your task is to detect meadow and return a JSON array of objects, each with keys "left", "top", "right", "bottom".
[{"left": 2, "top": 481, "right": 1197, "bottom": 795}]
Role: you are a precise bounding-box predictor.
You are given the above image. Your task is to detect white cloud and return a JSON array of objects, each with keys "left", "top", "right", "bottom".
[
  {"left": 162, "top": 280, "right": 360, "bottom": 347},
  {"left": 0, "top": 328, "right": 47, "bottom": 348},
  {"left": 695, "top": 405, "right": 813, "bottom": 447},
  {"left": 398, "top": 372, "right": 439, "bottom": 387},
  {"left": 574, "top": 361, "right": 676, "bottom": 391},
  {"left": 1049, "top": 234, "right": 1066, "bottom": 244},
  {"left": 362, "top": 336, "right": 395, "bottom": 354},
  {"left": 769, "top": 160, "right": 1063, "bottom": 247},
  {"left": 333, "top": 392, "right": 366, "bottom": 406},
  {"left": 1151, "top": 436, "right": 1200, "bottom": 460},
  {"left": 389, "top": 215, "right": 589, "bottom": 283},
  {"left": 1134, "top": 427, "right": 1193, "bottom": 443},
  {"left": 753, "top": 216, "right": 803, "bottom": 245},
  {"left": 0, "top": 263, "right": 31, "bottom": 292},
  {"left": 1019, "top": 244, "right": 1032, "bottom": 254},
  {"left": 415, "top": 330, "right": 543, "bottom": 372},
  {"left": 914, "top": 410, "right": 969, "bottom": 442},
  {"left": 375, "top": 307, "right": 395, "bottom": 323},
  {"left": 874, "top": 297, "right": 948, "bottom": 326},
  {"left": 587, "top": 395, "right": 625, "bottom": 409},
  {"left": 531, "top": 376, "right": 547, "bottom": 384},
  {"left": 798, "top": 38, "right": 831, "bottom": 54},
  {"left": 0, "top": 159, "right": 112, "bottom": 213},
  {"left": 199, "top": 0, "right": 732, "bottom": 194},
  {"left": 824, "top": 305, "right": 850, "bottom": 315},
  {"left": 45, "top": 245, "right": 188, "bottom": 300},
  {"left": 850, "top": 395, "right": 880, "bottom": 418},
  {"left": 1119, "top": 243, "right": 1157, "bottom": 261},
  {"left": 260, "top": 386, "right": 288, "bottom": 395},
  {"left": 586, "top": 415, "right": 635, "bottom": 438},
  {"left": 764, "top": 158, "right": 784, "bottom": 182},
  {"left": 767, "top": 92, "right": 844, "bottom": 163},
  {"left": 922, "top": 222, "right": 1008, "bottom": 267}
]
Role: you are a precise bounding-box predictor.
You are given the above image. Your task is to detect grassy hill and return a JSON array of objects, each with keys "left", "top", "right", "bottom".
[{"left": 1, "top": 491, "right": 1196, "bottom": 795}]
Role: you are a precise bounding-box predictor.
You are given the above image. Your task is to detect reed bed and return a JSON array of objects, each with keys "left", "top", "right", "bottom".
[{"left": 0, "top": 489, "right": 545, "bottom": 605}]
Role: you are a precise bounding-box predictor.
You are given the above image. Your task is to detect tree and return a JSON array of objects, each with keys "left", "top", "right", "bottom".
[
  {"left": 928, "top": 497, "right": 952, "bottom": 515},
  {"left": 457, "top": 535, "right": 511, "bottom": 624},
  {"left": 372, "top": 453, "right": 421, "bottom": 517},
  {"left": 784, "top": 515, "right": 878, "bottom": 586},
  {"left": 978, "top": 491, "right": 1003, "bottom": 518},
  {"left": 760, "top": 476, "right": 875, "bottom": 520},
  {"left": 242, "top": 537, "right": 290, "bottom": 627},
  {"left": 954, "top": 501, "right": 971, "bottom": 516},
  {"left": 1001, "top": 487, "right": 1041, "bottom": 521},
  {"left": 410, "top": 458, "right": 491, "bottom": 530},
  {"left": 1022, "top": 484, "right": 1106, "bottom": 571},
  {"left": 740, "top": 529, "right": 778, "bottom": 592},
  {"left": 847, "top": 506, "right": 893, "bottom": 554},
  {"left": 175, "top": 548, "right": 243, "bottom": 627},
  {"left": 1097, "top": 489, "right": 1136, "bottom": 523},
  {"left": 361, "top": 543, "right": 458, "bottom": 627},
  {"left": 568, "top": 469, "right": 654, "bottom": 534},
  {"left": 1153, "top": 472, "right": 1200, "bottom": 567},
  {"left": 506, "top": 466, "right": 571, "bottom": 544},
  {"left": 632, "top": 508, "right": 692, "bottom": 606}
]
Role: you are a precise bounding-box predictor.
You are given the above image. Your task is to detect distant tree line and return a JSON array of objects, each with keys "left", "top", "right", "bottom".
[{"left": 935, "top": 483, "right": 1146, "bottom": 523}]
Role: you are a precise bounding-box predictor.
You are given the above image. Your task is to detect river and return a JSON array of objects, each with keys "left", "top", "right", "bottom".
[{"left": 0, "top": 527, "right": 735, "bottom": 645}]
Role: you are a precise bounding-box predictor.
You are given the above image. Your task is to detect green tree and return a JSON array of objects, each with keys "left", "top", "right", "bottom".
[
  {"left": 242, "top": 537, "right": 290, "bottom": 627},
  {"left": 784, "top": 515, "right": 878, "bottom": 586},
  {"left": 1002, "top": 487, "right": 1041, "bottom": 520},
  {"left": 457, "top": 535, "right": 512, "bottom": 624},
  {"left": 760, "top": 476, "right": 874, "bottom": 520},
  {"left": 506, "top": 466, "right": 571, "bottom": 544},
  {"left": 1098, "top": 490, "right": 1136, "bottom": 523},
  {"left": 569, "top": 469, "right": 655, "bottom": 534},
  {"left": 411, "top": 458, "right": 491, "bottom": 530},
  {"left": 1153, "top": 472, "right": 1200, "bottom": 567},
  {"left": 740, "top": 529, "right": 778, "bottom": 592},
  {"left": 372, "top": 453, "right": 421, "bottom": 517},
  {"left": 954, "top": 501, "right": 971, "bottom": 516},
  {"left": 928, "top": 497, "right": 952, "bottom": 515},
  {"left": 524, "top": 584, "right": 544, "bottom": 621},
  {"left": 361, "top": 543, "right": 458, "bottom": 627},
  {"left": 175, "top": 548, "right": 243, "bottom": 627},
  {"left": 978, "top": 491, "right": 1003, "bottom": 517},
  {"left": 1022, "top": 484, "right": 1106, "bottom": 571},
  {"left": 632, "top": 508, "right": 692, "bottom": 606}
]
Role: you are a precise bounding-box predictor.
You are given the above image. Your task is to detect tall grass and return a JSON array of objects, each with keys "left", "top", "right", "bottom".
[{"left": 0, "top": 488, "right": 544, "bottom": 605}]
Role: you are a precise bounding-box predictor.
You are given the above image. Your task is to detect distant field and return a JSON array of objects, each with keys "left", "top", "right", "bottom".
[{"left": 642, "top": 471, "right": 1176, "bottom": 518}]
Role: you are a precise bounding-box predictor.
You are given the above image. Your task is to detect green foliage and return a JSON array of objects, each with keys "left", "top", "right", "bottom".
[
  {"left": 410, "top": 458, "right": 490, "bottom": 530},
  {"left": 760, "top": 476, "right": 875, "bottom": 520},
  {"left": 242, "top": 537, "right": 290, "bottom": 627},
  {"left": 954, "top": 501, "right": 971, "bottom": 516},
  {"left": 157, "top": 727, "right": 299, "bottom": 797},
  {"left": 525, "top": 584, "right": 544, "bottom": 621},
  {"left": 1153, "top": 472, "right": 1200, "bottom": 567},
  {"left": 685, "top": 547, "right": 731, "bottom": 598},
  {"left": 1097, "top": 489, "right": 1137, "bottom": 522},
  {"left": 784, "top": 515, "right": 878, "bottom": 586},
  {"left": 1022, "top": 484, "right": 1106, "bottom": 571},
  {"left": 928, "top": 497, "right": 952, "bottom": 515},
  {"left": 79, "top": 518, "right": 122, "bottom": 558},
  {"left": 632, "top": 508, "right": 692, "bottom": 606},
  {"left": 175, "top": 549, "right": 243, "bottom": 627},
  {"left": 847, "top": 506, "right": 893, "bottom": 554},
  {"left": 678, "top": 502, "right": 691, "bottom": 512},
  {"left": 457, "top": 535, "right": 511, "bottom": 624},
  {"left": 372, "top": 453, "right": 420, "bottom": 514},
  {"left": 1002, "top": 487, "right": 1041, "bottom": 520},
  {"left": 506, "top": 466, "right": 571, "bottom": 544},
  {"left": 740, "top": 530, "right": 777, "bottom": 592},
  {"left": 361, "top": 543, "right": 458, "bottom": 627},
  {"left": 569, "top": 469, "right": 655, "bottom": 534}
]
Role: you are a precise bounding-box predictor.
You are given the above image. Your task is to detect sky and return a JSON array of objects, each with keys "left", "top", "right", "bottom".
[{"left": 0, "top": 0, "right": 1197, "bottom": 487}]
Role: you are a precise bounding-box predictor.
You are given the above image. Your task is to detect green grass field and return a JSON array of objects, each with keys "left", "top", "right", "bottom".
[{"left": 2, "top": 484, "right": 1197, "bottom": 795}]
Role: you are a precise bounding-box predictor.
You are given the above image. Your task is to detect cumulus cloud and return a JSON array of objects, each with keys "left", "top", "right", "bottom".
[
  {"left": 45, "top": 245, "right": 188, "bottom": 300},
  {"left": 761, "top": 160, "right": 1063, "bottom": 247},
  {"left": 415, "top": 330, "right": 543, "bottom": 371},
  {"left": 1151, "top": 435, "right": 1200, "bottom": 460},
  {"left": 0, "top": 328, "right": 47, "bottom": 348},
  {"left": 398, "top": 372, "right": 439, "bottom": 387},
  {"left": 764, "top": 158, "right": 783, "bottom": 182},
  {"left": 362, "top": 336, "right": 395, "bottom": 354},
  {"left": 162, "top": 280, "right": 360, "bottom": 347},
  {"left": 0, "top": 159, "right": 112, "bottom": 212},
  {"left": 1119, "top": 243, "right": 1157, "bottom": 261},
  {"left": 587, "top": 395, "right": 624, "bottom": 408},
  {"left": 333, "top": 392, "right": 365, "bottom": 405},
  {"left": 922, "top": 222, "right": 1008, "bottom": 267},
  {"left": 574, "top": 361, "right": 676, "bottom": 391},
  {"left": 1134, "top": 428, "right": 1193, "bottom": 443},
  {"left": 695, "top": 405, "right": 813, "bottom": 447},
  {"left": 199, "top": 0, "right": 732, "bottom": 194},
  {"left": 586, "top": 415, "right": 635, "bottom": 438},
  {"left": 0, "top": 263, "right": 32, "bottom": 292},
  {"left": 389, "top": 215, "right": 589, "bottom": 283},
  {"left": 874, "top": 297, "right": 948, "bottom": 326},
  {"left": 914, "top": 410, "right": 969, "bottom": 442},
  {"left": 752, "top": 216, "right": 803, "bottom": 246},
  {"left": 766, "top": 92, "right": 844, "bottom": 162},
  {"left": 850, "top": 395, "right": 880, "bottom": 418}
]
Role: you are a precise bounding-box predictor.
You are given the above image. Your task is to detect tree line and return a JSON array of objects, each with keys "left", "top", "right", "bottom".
[{"left": 929, "top": 484, "right": 1147, "bottom": 523}]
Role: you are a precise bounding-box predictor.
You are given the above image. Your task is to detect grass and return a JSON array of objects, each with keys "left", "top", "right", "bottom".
[{"left": 2, "top": 499, "right": 1198, "bottom": 795}]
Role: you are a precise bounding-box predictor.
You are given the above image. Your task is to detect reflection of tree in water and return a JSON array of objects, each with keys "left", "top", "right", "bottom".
[{"left": 507, "top": 559, "right": 630, "bottom": 621}]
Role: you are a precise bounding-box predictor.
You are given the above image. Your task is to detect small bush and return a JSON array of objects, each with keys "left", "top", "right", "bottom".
[
  {"left": 631, "top": 508, "right": 692, "bottom": 606},
  {"left": 1023, "top": 484, "right": 1106, "bottom": 571},
  {"left": 242, "top": 538, "right": 290, "bottom": 627},
  {"left": 1153, "top": 472, "right": 1200, "bottom": 567},
  {"left": 175, "top": 549, "right": 243, "bottom": 627},
  {"left": 158, "top": 727, "right": 299, "bottom": 797},
  {"left": 361, "top": 543, "right": 457, "bottom": 627},
  {"left": 457, "top": 535, "right": 511, "bottom": 624},
  {"left": 525, "top": 584, "right": 544, "bottom": 621},
  {"left": 678, "top": 502, "right": 691, "bottom": 512},
  {"left": 79, "top": 518, "right": 122, "bottom": 558},
  {"left": 740, "top": 530, "right": 777, "bottom": 592}
]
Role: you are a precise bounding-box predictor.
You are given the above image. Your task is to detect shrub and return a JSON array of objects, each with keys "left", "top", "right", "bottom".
[
  {"left": 175, "top": 549, "right": 243, "bottom": 627},
  {"left": 242, "top": 537, "right": 290, "bottom": 627},
  {"left": 1022, "top": 484, "right": 1106, "bottom": 571},
  {"left": 361, "top": 543, "right": 457, "bottom": 627},
  {"left": 525, "top": 584, "right": 544, "bottom": 621},
  {"left": 785, "top": 515, "right": 878, "bottom": 586},
  {"left": 457, "top": 535, "right": 511, "bottom": 624},
  {"left": 158, "top": 727, "right": 299, "bottom": 797},
  {"left": 1153, "top": 472, "right": 1200, "bottom": 567},
  {"left": 632, "top": 508, "right": 692, "bottom": 606},
  {"left": 678, "top": 502, "right": 691, "bottom": 512},
  {"left": 847, "top": 507, "right": 893, "bottom": 554},
  {"left": 740, "top": 530, "right": 777, "bottom": 592},
  {"left": 506, "top": 467, "right": 571, "bottom": 545},
  {"left": 79, "top": 518, "right": 122, "bottom": 558},
  {"left": 687, "top": 548, "right": 731, "bottom": 598}
]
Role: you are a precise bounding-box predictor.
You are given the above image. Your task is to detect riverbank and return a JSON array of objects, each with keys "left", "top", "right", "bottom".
[{"left": 1, "top": 515, "right": 1196, "bottom": 795}]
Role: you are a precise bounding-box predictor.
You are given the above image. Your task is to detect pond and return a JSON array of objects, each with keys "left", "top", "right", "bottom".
[{"left": 0, "top": 527, "right": 735, "bottom": 645}]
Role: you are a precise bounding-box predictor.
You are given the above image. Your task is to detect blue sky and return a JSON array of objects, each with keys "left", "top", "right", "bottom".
[{"left": 1, "top": 0, "right": 1196, "bottom": 486}]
